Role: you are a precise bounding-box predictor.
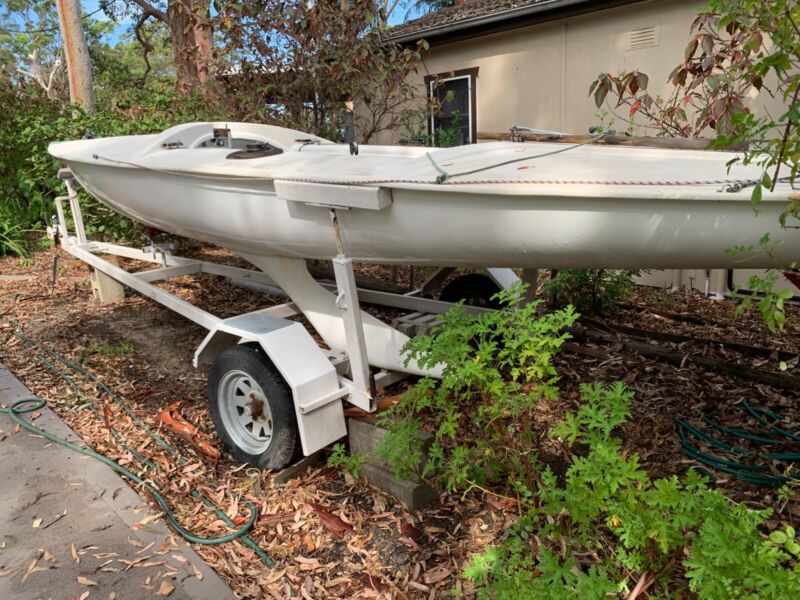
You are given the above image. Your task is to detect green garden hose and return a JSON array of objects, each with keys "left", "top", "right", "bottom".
[
  {"left": 3, "top": 319, "right": 274, "bottom": 566},
  {"left": 0, "top": 397, "right": 255, "bottom": 545},
  {"left": 677, "top": 401, "right": 800, "bottom": 486}
]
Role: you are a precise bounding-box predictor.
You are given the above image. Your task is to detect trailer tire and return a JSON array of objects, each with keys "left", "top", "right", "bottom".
[
  {"left": 440, "top": 273, "right": 502, "bottom": 308},
  {"left": 208, "top": 344, "right": 298, "bottom": 469}
]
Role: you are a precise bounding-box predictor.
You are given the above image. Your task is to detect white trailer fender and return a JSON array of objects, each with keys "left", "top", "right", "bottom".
[{"left": 194, "top": 310, "right": 347, "bottom": 456}]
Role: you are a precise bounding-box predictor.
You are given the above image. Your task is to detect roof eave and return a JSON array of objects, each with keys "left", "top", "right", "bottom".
[{"left": 385, "top": 0, "right": 640, "bottom": 45}]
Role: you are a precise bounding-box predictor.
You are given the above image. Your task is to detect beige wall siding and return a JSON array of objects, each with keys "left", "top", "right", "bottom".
[
  {"left": 562, "top": 0, "right": 705, "bottom": 134},
  {"left": 374, "top": 0, "right": 784, "bottom": 144}
]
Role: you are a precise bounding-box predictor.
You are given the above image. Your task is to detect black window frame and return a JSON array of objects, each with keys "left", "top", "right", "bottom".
[{"left": 424, "top": 67, "right": 479, "bottom": 145}]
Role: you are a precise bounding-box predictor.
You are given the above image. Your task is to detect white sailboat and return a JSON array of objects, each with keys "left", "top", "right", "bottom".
[{"left": 49, "top": 121, "right": 798, "bottom": 271}]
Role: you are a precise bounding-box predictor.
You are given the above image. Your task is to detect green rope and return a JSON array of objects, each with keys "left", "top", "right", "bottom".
[
  {"left": 4, "top": 319, "right": 274, "bottom": 566},
  {"left": 677, "top": 402, "right": 800, "bottom": 486},
  {"left": 426, "top": 131, "right": 611, "bottom": 184}
]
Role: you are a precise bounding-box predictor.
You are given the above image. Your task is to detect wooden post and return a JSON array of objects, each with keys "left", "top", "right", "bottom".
[
  {"left": 89, "top": 256, "right": 126, "bottom": 304},
  {"left": 56, "top": 0, "right": 95, "bottom": 111}
]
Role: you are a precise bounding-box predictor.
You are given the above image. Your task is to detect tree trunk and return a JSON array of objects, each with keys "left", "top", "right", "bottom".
[
  {"left": 167, "top": 0, "right": 213, "bottom": 95},
  {"left": 55, "top": 0, "right": 95, "bottom": 111}
]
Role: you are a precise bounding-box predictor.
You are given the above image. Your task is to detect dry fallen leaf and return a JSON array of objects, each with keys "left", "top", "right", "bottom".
[
  {"left": 423, "top": 565, "right": 452, "bottom": 585},
  {"left": 303, "top": 532, "right": 315, "bottom": 553},
  {"left": 156, "top": 536, "right": 175, "bottom": 554},
  {"left": 309, "top": 503, "right": 354, "bottom": 537},
  {"left": 192, "top": 564, "right": 203, "bottom": 581},
  {"left": 264, "top": 568, "right": 286, "bottom": 585},
  {"left": 486, "top": 496, "right": 517, "bottom": 511},
  {"left": 41, "top": 508, "right": 67, "bottom": 529},
  {"left": 135, "top": 540, "right": 155, "bottom": 555},
  {"left": 398, "top": 536, "right": 420, "bottom": 550},
  {"left": 21, "top": 552, "right": 41, "bottom": 584},
  {"left": 31, "top": 517, "right": 42, "bottom": 528},
  {"left": 400, "top": 522, "right": 422, "bottom": 540},
  {"left": 156, "top": 581, "right": 175, "bottom": 596},
  {"left": 355, "top": 573, "right": 389, "bottom": 593},
  {"left": 137, "top": 514, "right": 161, "bottom": 526},
  {"left": 71, "top": 543, "right": 80, "bottom": 564},
  {"left": 77, "top": 575, "right": 98, "bottom": 586}
]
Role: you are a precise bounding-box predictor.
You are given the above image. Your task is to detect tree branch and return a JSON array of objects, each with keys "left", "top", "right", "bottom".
[
  {"left": 770, "top": 82, "right": 799, "bottom": 191},
  {"left": 131, "top": 0, "right": 168, "bottom": 24},
  {"left": 134, "top": 13, "right": 155, "bottom": 84},
  {"left": 45, "top": 55, "right": 63, "bottom": 99},
  {"left": 384, "top": 0, "right": 402, "bottom": 22}
]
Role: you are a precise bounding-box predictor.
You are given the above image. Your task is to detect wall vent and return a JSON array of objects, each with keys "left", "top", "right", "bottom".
[{"left": 626, "top": 26, "right": 659, "bottom": 51}]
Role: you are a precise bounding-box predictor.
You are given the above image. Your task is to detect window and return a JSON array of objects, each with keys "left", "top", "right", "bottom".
[{"left": 425, "top": 67, "right": 478, "bottom": 146}]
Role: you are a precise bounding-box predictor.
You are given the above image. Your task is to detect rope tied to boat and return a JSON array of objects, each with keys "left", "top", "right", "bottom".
[{"left": 426, "top": 130, "right": 613, "bottom": 184}]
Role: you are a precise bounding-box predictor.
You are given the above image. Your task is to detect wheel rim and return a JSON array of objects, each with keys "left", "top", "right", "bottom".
[{"left": 217, "top": 370, "right": 273, "bottom": 455}]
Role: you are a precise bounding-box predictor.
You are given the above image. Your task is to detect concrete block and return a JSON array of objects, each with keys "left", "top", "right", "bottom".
[
  {"left": 89, "top": 255, "right": 125, "bottom": 303},
  {"left": 360, "top": 463, "right": 438, "bottom": 510},
  {"left": 347, "top": 418, "right": 438, "bottom": 510}
]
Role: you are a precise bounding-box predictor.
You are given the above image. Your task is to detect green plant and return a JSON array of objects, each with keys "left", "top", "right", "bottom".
[
  {"left": 375, "top": 283, "right": 579, "bottom": 492},
  {"left": 733, "top": 268, "right": 793, "bottom": 332},
  {"left": 399, "top": 99, "right": 469, "bottom": 148},
  {"left": 0, "top": 220, "right": 28, "bottom": 257},
  {"left": 83, "top": 339, "right": 135, "bottom": 361},
  {"left": 327, "top": 442, "right": 366, "bottom": 476},
  {"left": 465, "top": 382, "right": 800, "bottom": 599},
  {"left": 545, "top": 269, "right": 640, "bottom": 315}
]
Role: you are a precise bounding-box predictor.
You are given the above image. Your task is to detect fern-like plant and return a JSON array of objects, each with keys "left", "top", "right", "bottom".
[{"left": 376, "top": 283, "right": 579, "bottom": 492}]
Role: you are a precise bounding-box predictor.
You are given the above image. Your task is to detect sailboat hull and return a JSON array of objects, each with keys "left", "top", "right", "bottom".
[{"left": 49, "top": 122, "right": 798, "bottom": 269}]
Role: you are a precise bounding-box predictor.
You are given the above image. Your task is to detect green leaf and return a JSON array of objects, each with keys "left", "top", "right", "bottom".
[
  {"left": 751, "top": 184, "right": 763, "bottom": 205},
  {"left": 770, "top": 531, "right": 788, "bottom": 544}
]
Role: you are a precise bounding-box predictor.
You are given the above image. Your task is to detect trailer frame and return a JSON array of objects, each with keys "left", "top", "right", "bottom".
[{"left": 53, "top": 168, "right": 513, "bottom": 463}]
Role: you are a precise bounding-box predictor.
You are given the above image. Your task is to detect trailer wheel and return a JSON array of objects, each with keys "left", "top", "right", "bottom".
[
  {"left": 208, "top": 344, "right": 298, "bottom": 469},
  {"left": 440, "top": 273, "right": 502, "bottom": 308}
]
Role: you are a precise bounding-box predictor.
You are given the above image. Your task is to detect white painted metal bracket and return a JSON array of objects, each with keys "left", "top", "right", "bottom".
[
  {"left": 332, "top": 256, "right": 373, "bottom": 411},
  {"left": 275, "top": 180, "right": 392, "bottom": 210}
]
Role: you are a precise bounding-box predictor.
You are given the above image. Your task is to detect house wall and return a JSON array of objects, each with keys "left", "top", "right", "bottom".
[{"left": 376, "top": 0, "right": 784, "bottom": 142}]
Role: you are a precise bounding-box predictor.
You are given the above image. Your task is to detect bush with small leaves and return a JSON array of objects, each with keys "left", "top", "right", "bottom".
[
  {"left": 375, "top": 283, "right": 579, "bottom": 492},
  {"left": 465, "top": 382, "right": 800, "bottom": 599},
  {"left": 545, "top": 269, "right": 640, "bottom": 315}
]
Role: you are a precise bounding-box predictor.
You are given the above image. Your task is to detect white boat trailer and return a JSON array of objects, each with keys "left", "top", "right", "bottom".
[{"left": 52, "top": 168, "right": 521, "bottom": 468}]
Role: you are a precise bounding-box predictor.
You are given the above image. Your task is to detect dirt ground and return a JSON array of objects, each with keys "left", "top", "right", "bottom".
[{"left": 1, "top": 245, "right": 799, "bottom": 598}]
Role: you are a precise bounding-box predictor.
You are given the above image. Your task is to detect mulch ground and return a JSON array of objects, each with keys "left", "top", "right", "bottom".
[{"left": 1, "top": 245, "right": 799, "bottom": 599}]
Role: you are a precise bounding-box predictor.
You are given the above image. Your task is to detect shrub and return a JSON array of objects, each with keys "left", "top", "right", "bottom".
[
  {"left": 545, "top": 268, "right": 640, "bottom": 315},
  {"left": 0, "top": 82, "right": 214, "bottom": 251},
  {"left": 464, "top": 382, "right": 800, "bottom": 599},
  {"left": 375, "top": 284, "right": 579, "bottom": 492}
]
